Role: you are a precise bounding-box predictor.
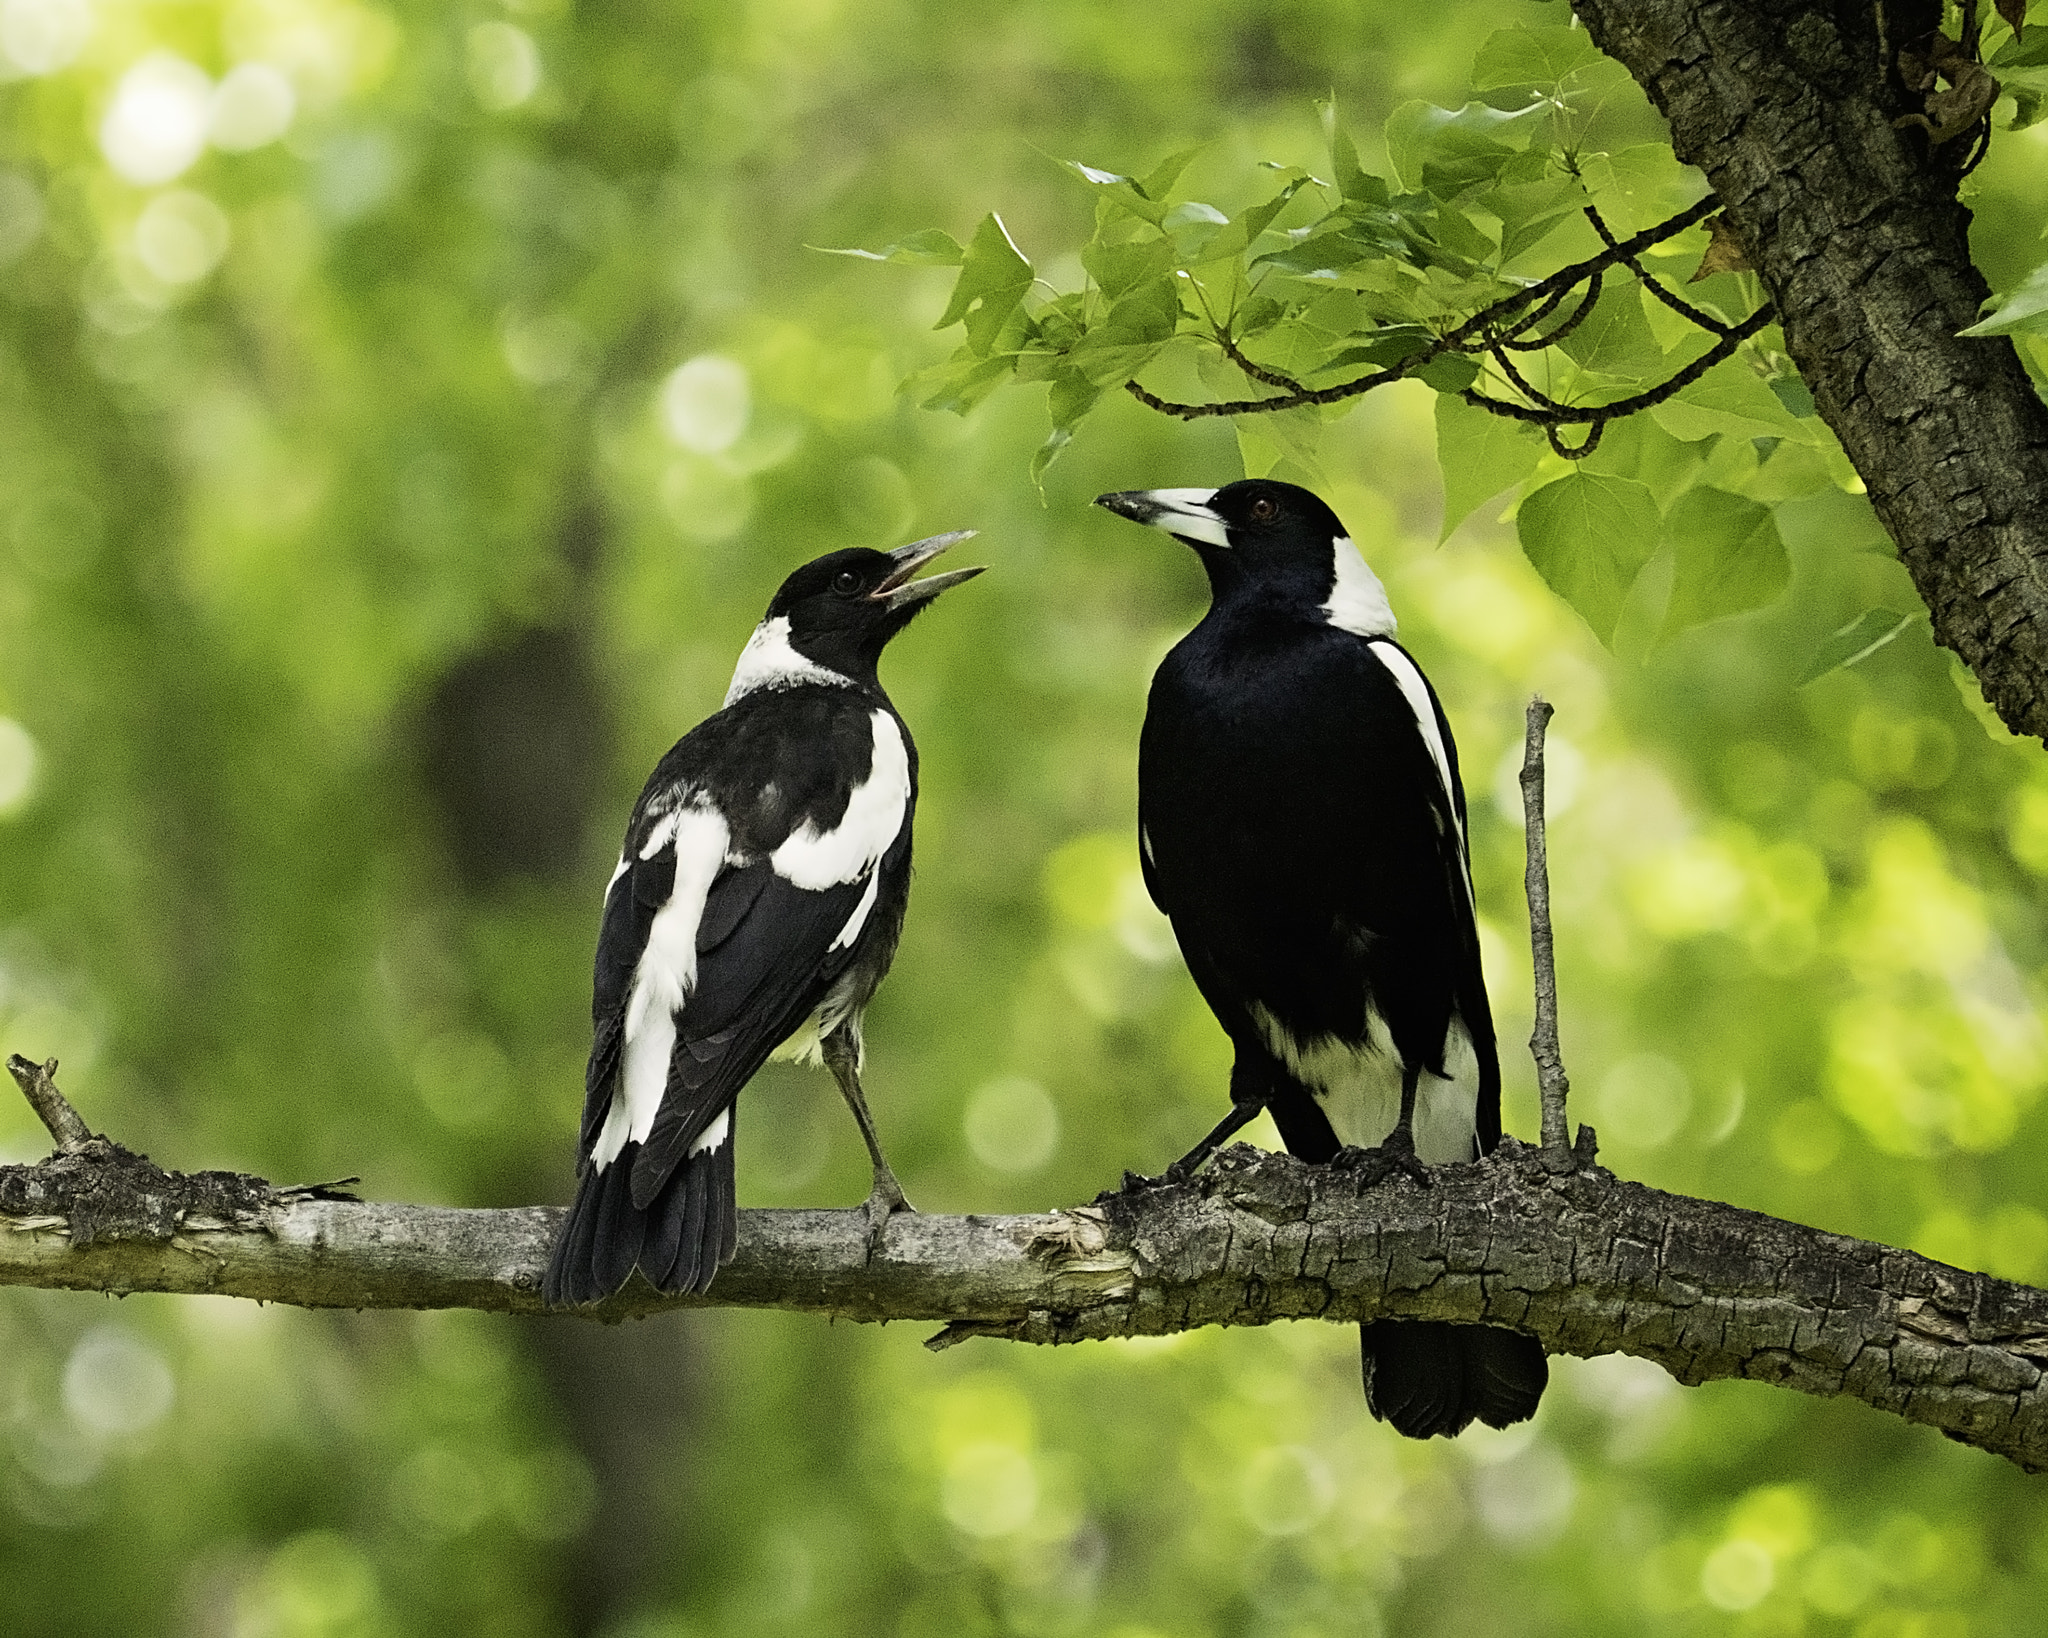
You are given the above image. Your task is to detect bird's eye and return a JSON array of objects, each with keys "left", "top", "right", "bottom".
[
  {"left": 1249, "top": 496, "right": 1279, "bottom": 522},
  {"left": 832, "top": 569, "right": 863, "bottom": 596}
]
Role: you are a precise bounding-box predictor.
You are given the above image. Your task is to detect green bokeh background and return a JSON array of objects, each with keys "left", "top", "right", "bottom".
[{"left": 4, "top": 1, "right": 2048, "bottom": 1633}]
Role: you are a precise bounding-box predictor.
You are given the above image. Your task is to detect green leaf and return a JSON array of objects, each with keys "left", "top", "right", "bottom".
[
  {"left": 1797, "top": 609, "right": 1919, "bottom": 685},
  {"left": 1082, "top": 236, "right": 1176, "bottom": 300},
  {"left": 1959, "top": 260, "right": 2048, "bottom": 336},
  {"left": 1234, "top": 406, "right": 1327, "bottom": 483},
  {"left": 906, "top": 350, "right": 1014, "bottom": 415},
  {"left": 1383, "top": 101, "right": 1540, "bottom": 197},
  {"left": 1416, "top": 353, "right": 1480, "bottom": 392},
  {"left": 1142, "top": 146, "right": 1205, "bottom": 200},
  {"left": 1435, "top": 394, "right": 1545, "bottom": 540},
  {"left": 1516, "top": 471, "right": 1661, "bottom": 644},
  {"left": 1767, "top": 376, "right": 1817, "bottom": 417},
  {"left": 813, "top": 228, "right": 965, "bottom": 266},
  {"left": 1471, "top": 25, "right": 1604, "bottom": 91},
  {"left": 1556, "top": 280, "right": 1664, "bottom": 375},
  {"left": 1318, "top": 99, "right": 1372, "bottom": 201},
  {"left": 1661, "top": 486, "right": 1791, "bottom": 635},
  {"left": 1187, "top": 177, "right": 1311, "bottom": 266},
  {"left": 1650, "top": 362, "right": 1816, "bottom": 444},
  {"left": 1989, "top": 23, "right": 2048, "bottom": 67},
  {"left": 1063, "top": 160, "right": 1166, "bottom": 224},
  {"left": 1578, "top": 144, "right": 1702, "bottom": 235},
  {"left": 936, "top": 213, "right": 1034, "bottom": 353}
]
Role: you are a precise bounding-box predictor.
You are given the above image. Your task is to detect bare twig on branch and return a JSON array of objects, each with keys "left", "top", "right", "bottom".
[
  {"left": 6, "top": 1054, "right": 95, "bottom": 1155},
  {"left": 1519, "top": 699, "right": 1574, "bottom": 1156},
  {"left": 8, "top": 1062, "right": 2048, "bottom": 1470}
]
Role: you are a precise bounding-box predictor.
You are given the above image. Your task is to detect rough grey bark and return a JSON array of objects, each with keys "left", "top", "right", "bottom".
[
  {"left": 1568, "top": 0, "right": 2048, "bottom": 741},
  {"left": 9, "top": 1135, "right": 2048, "bottom": 1472}
]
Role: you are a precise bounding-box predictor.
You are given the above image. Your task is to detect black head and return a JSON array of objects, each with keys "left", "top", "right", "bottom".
[
  {"left": 760, "top": 531, "right": 984, "bottom": 682},
  {"left": 1095, "top": 480, "right": 1393, "bottom": 632}
]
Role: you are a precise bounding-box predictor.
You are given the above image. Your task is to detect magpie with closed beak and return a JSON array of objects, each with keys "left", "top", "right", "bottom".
[
  {"left": 1095, "top": 478, "right": 1547, "bottom": 1439},
  {"left": 544, "top": 531, "right": 985, "bottom": 1307}
]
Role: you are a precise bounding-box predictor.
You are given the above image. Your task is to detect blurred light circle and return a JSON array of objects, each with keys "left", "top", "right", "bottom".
[
  {"left": 101, "top": 54, "right": 214, "bottom": 186},
  {"left": 0, "top": 717, "right": 40, "bottom": 815},
  {"left": 256, "top": 1532, "right": 378, "bottom": 1628},
  {"left": 468, "top": 22, "right": 540, "bottom": 111},
  {"left": 964, "top": 1076, "right": 1059, "bottom": 1173},
  {"left": 1240, "top": 1445, "right": 1335, "bottom": 1536},
  {"left": 210, "top": 62, "right": 296, "bottom": 152},
  {"left": 62, "top": 1324, "right": 175, "bottom": 1436},
  {"left": 1470, "top": 1441, "right": 1576, "bottom": 1547},
  {"left": 660, "top": 354, "right": 751, "bottom": 454},
  {"left": 134, "top": 190, "right": 230, "bottom": 285},
  {"left": 0, "top": 0, "right": 91, "bottom": 76},
  {"left": 392, "top": 1444, "right": 491, "bottom": 1537},
  {"left": 1701, "top": 1538, "right": 1775, "bottom": 1611},
  {"left": 942, "top": 1442, "right": 1038, "bottom": 1537},
  {"left": 660, "top": 458, "right": 753, "bottom": 542},
  {"left": 0, "top": 170, "right": 45, "bottom": 264},
  {"left": 1596, "top": 1052, "right": 1692, "bottom": 1149},
  {"left": 500, "top": 310, "right": 588, "bottom": 386}
]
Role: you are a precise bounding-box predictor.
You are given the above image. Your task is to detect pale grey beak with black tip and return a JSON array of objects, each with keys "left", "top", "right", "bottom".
[
  {"left": 1095, "top": 488, "right": 1232, "bottom": 549},
  {"left": 873, "top": 530, "right": 985, "bottom": 609}
]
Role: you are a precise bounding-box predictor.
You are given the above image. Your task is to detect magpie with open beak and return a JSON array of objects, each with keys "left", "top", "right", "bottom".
[
  {"left": 544, "top": 531, "right": 985, "bottom": 1307},
  {"left": 1095, "top": 479, "right": 1547, "bottom": 1438}
]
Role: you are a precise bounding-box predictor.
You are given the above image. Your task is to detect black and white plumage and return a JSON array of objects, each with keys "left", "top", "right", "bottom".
[
  {"left": 544, "top": 532, "right": 984, "bottom": 1307},
  {"left": 1096, "top": 479, "right": 1548, "bottom": 1439}
]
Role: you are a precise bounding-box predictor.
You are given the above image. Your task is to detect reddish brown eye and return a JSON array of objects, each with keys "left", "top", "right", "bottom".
[{"left": 1250, "top": 497, "right": 1278, "bottom": 522}]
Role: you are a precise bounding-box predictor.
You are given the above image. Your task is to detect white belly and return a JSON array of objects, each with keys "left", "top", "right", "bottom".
[{"left": 1251, "top": 1004, "right": 1480, "bottom": 1164}]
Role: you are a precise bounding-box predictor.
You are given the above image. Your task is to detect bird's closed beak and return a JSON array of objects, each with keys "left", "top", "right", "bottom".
[
  {"left": 1095, "top": 489, "right": 1231, "bottom": 549},
  {"left": 872, "top": 530, "right": 986, "bottom": 610}
]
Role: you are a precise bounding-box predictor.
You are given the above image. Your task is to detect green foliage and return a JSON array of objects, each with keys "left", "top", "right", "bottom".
[
  {"left": 1516, "top": 471, "right": 1660, "bottom": 644},
  {"left": 3, "top": 2, "right": 2048, "bottom": 1636}
]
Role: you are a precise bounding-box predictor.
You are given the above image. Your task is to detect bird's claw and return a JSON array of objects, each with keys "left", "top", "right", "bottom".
[
  {"left": 1332, "top": 1133, "right": 1432, "bottom": 1190},
  {"left": 860, "top": 1175, "right": 915, "bottom": 1258}
]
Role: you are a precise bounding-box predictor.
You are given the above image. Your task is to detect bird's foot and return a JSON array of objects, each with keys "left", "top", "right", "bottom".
[
  {"left": 860, "top": 1172, "right": 915, "bottom": 1259},
  {"left": 1333, "top": 1130, "right": 1432, "bottom": 1190},
  {"left": 1098, "top": 1154, "right": 1205, "bottom": 1203}
]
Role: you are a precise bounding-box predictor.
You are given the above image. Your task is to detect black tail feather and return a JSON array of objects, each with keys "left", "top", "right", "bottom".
[
  {"left": 544, "top": 1135, "right": 739, "bottom": 1307},
  {"left": 1361, "top": 1320, "right": 1548, "bottom": 1440}
]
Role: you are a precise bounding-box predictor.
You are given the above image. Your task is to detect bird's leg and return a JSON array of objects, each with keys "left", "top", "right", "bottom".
[
  {"left": 1334, "top": 1064, "right": 1433, "bottom": 1189},
  {"left": 822, "top": 1028, "right": 914, "bottom": 1255},
  {"left": 1114, "top": 1057, "right": 1269, "bottom": 1195}
]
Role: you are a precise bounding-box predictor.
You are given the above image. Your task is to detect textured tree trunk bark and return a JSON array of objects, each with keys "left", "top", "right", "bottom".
[
  {"left": 1570, "top": 0, "right": 2048, "bottom": 740},
  {"left": 9, "top": 1140, "right": 2048, "bottom": 1472}
]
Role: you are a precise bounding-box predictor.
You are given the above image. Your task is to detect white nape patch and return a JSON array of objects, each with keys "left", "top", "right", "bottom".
[
  {"left": 1365, "top": 641, "right": 1463, "bottom": 851},
  {"left": 593, "top": 805, "right": 732, "bottom": 1170},
  {"left": 687, "top": 1107, "right": 730, "bottom": 1158},
  {"left": 1136, "top": 488, "right": 1231, "bottom": 550},
  {"left": 1252, "top": 1003, "right": 1480, "bottom": 1165},
  {"left": 771, "top": 711, "right": 910, "bottom": 889},
  {"left": 724, "top": 616, "right": 851, "bottom": 705},
  {"left": 1322, "top": 536, "right": 1397, "bottom": 637},
  {"left": 831, "top": 870, "right": 882, "bottom": 951}
]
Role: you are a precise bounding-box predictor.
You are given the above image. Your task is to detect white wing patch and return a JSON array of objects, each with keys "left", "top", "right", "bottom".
[
  {"left": 1365, "top": 641, "right": 1463, "bottom": 850},
  {"left": 1322, "top": 536, "right": 1397, "bottom": 637},
  {"left": 831, "top": 870, "right": 882, "bottom": 951},
  {"left": 770, "top": 710, "right": 910, "bottom": 889},
  {"left": 687, "top": 1107, "right": 730, "bottom": 1158},
  {"left": 593, "top": 804, "right": 732, "bottom": 1170},
  {"left": 724, "top": 615, "right": 852, "bottom": 705}
]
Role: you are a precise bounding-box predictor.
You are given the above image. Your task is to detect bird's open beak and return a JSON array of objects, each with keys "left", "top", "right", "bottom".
[
  {"left": 872, "top": 530, "right": 986, "bottom": 610},
  {"left": 1095, "top": 489, "right": 1231, "bottom": 549}
]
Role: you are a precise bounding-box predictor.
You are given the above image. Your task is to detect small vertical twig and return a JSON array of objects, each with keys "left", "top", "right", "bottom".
[
  {"left": 1519, "top": 699, "right": 1572, "bottom": 1155},
  {"left": 6, "top": 1055, "right": 96, "bottom": 1155}
]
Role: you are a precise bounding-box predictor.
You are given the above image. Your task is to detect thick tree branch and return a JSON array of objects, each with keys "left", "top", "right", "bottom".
[
  {"left": 7, "top": 1116, "right": 2048, "bottom": 1470},
  {"left": 1569, "top": 0, "right": 2048, "bottom": 741}
]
